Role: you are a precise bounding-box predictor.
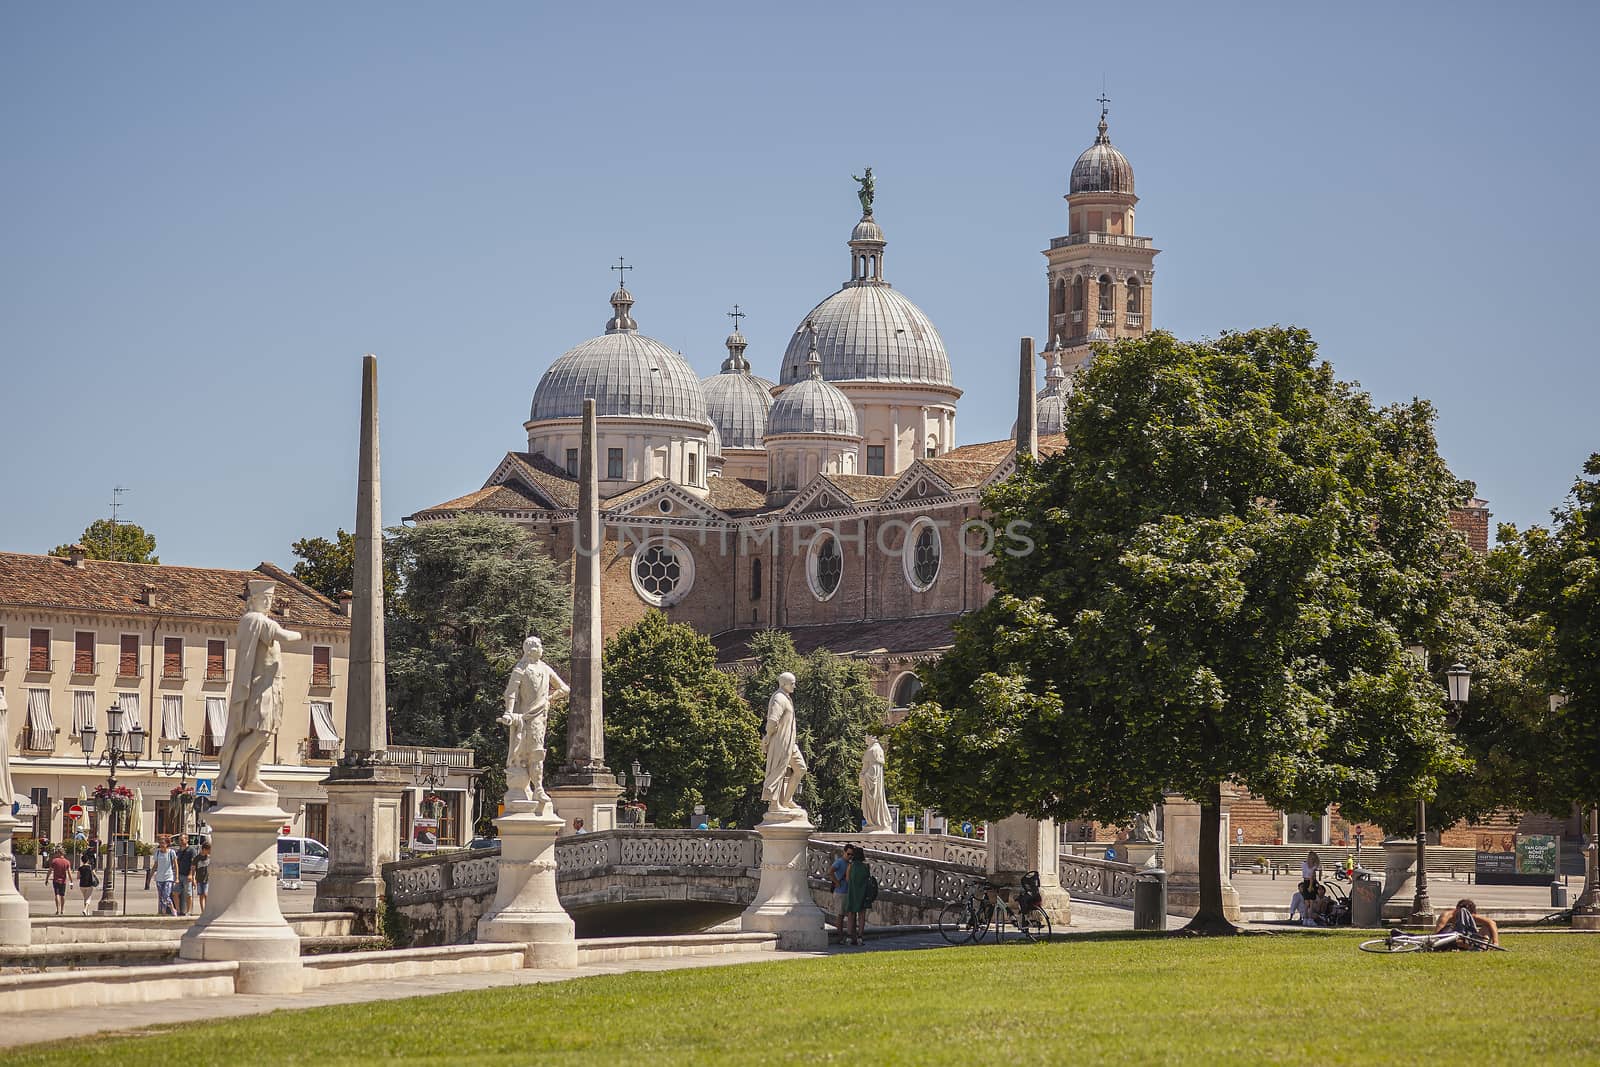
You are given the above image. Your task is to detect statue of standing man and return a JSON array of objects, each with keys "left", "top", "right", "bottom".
[
  {"left": 859, "top": 736, "right": 892, "bottom": 833},
  {"left": 218, "top": 580, "right": 302, "bottom": 798},
  {"left": 761, "top": 672, "right": 807, "bottom": 817},
  {"left": 852, "top": 167, "right": 874, "bottom": 218},
  {"left": 501, "top": 636, "right": 569, "bottom": 815}
]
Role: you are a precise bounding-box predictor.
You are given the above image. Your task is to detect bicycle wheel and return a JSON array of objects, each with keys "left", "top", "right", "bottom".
[
  {"left": 939, "top": 901, "right": 976, "bottom": 945},
  {"left": 1021, "top": 906, "right": 1052, "bottom": 943},
  {"left": 970, "top": 899, "right": 994, "bottom": 943},
  {"left": 1359, "top": 937, "right": 1420, "bottom": 953}
]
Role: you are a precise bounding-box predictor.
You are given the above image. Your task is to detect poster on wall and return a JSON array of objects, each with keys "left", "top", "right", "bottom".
[
  {"left": 412, "top": 817, "right": 440, "bottom": 851},
  {"left": 1475, "top": 832, "right": 1560, "bottom": 885}
]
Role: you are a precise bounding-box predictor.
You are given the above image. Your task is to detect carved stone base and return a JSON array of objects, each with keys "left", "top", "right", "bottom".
[
  {"left": 1378, "top": 839, "right": 1430, "bottom": 922},
  {"left": 0, "top": 816, "right": 30, "bottom": 947},
  {"left": 742, "top": 813, "right": 827, "bottom": 950},
  {"left": 1165, "top": 881, "right": 1243, "bottom": 923},
  {"left": 1573, "top": 912, "right": 1600, "bottom": 931},
  {"left": 477, "top": 806, "right": 575, "bottom": 967},
  {"left": 549, "top": 781, "right": 621, "bottom": 836},
  {"left": 179, "top": 798, "right": 303, "bottom": 993},
  {"left": 313, "top": 766, "right": 403, "bottom": 932}
]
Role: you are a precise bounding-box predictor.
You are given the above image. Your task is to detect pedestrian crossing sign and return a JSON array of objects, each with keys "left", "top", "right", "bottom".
[{"left": 195, "top": 778, "right": 214, "bottom": 798}]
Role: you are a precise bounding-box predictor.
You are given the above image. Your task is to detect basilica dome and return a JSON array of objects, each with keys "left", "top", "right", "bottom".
[
  {"left": 769, "top": 340, "right": 859, "bottom": 437},
  {"left": 778, "top": 216, "right": 951, "bottom": 387},
  {"left": 701, "top": 327, "right": 776, "bottom": 450},
  {"left": 1069, "top": 112, "right": 1135, "bottom": 196},
  {"left": 530, "top": 288, "right": 708, "bottom": 426}
]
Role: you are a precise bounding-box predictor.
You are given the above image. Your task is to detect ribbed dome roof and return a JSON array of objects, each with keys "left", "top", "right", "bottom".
[
  {"left": 769, "top": 339, "right": 859, "bottom": 437},
  {"left": 1070, "top": 112, "right": 1135, "bottom": 196},
  {"left": 703, "top": 368, "right": 775, "bottom": 450},
  {"left": 851, "top": 217, "right": 885, "bottom": 243},
  {"left": 1035, "top": 347, "right": 1071, "bottom": 435},
  {"left": 530, "top": 289, "right": 708, "bottom": 425},
  {"left": 780, "top": 285, "right": 950, "bottom": 386}
]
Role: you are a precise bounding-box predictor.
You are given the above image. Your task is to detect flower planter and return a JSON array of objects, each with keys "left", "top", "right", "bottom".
[{"left": 14, "top": 854, "right": 38, "bottom": 872}]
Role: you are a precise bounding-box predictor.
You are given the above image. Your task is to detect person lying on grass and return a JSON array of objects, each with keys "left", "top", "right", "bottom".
[{"left": 1433, "top": 898, "right": 1500, "bottom": 948}]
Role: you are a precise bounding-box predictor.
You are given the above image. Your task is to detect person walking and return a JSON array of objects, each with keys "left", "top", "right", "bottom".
[
  {"left": 47, "top": 848, "right": 72, "bottom": 915},
  {"left": 192, "top": 840, "right": 212, "bottom": 913},
  {"left": 77, "top": 848, "right": 99, "bottom": 914},
  {"left": 152, "top": 838, "right": 178, "bottom": 915},
  {"left": 830, "top": 846, "right": 850, "bottom": 933},
  {"left": 173, "top": 834, "right": 196, "bottom": 916},
  {"left": 844, "top": 844, "right": 872, "bottom": 946}
]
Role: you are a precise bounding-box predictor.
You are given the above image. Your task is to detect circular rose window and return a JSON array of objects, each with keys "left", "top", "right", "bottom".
[{"left": 631, "top": 538, "right": 694, "bottom": 607}]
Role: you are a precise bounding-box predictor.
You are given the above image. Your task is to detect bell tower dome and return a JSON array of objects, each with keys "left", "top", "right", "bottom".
[{"left": 1043, "top": 99, "right": 1160, "bottom": 374}]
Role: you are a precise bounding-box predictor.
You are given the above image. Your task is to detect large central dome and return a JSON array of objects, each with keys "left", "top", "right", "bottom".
[
  {"left": 778, "top": 214, "right": 951, "bottom": 387},
  {"left": 530, "top": 288, "right": 708, "bottom": 426}
]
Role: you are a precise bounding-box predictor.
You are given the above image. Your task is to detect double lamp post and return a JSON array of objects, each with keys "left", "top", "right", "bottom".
[
  {"left": 1410, "top": 661, "right": 1472, "bottom": 925},
  {"left": 77, "top": 703, "right": 145, "bottom": 914}
]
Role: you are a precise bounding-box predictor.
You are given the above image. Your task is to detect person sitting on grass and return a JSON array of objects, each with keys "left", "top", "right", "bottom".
[{"left": 1434, "top": 898, "right": 1500, "bottom": 948}]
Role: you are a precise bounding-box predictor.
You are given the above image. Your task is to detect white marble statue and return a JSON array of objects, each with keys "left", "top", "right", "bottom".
[
  {"left": 500, "top": 636, "right": 569, "bottom": 813},
  {"left": 217, "top": 581, "right": 302, "bottom": 797},
  {"left": 761, "top": 672, "right": 807, "bottom": 815},
  {"left": 859, "top": 735, "right": 892, "bottom": 833}
]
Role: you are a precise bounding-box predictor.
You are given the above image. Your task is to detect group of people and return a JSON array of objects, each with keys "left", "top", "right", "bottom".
[
  {"left": 829, "top": 844, "right": 873, "bottom": 945},
  {"left": 1289, "top": 850, "right": 1335, "bottom": 926},
  {"left": 149, "top": 835, "right": 211, "bottom": 916},
  {"left": 44, "top": 847, "right": 102, "bottom": 915}
]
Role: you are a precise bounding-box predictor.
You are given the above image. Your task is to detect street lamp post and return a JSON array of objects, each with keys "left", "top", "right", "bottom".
[
  {"left": 78, "top": 704, "right": 146, "bottom": 913},
  {"left": 412, "top": 751, "right": 450, "bottom": 843},
  {"left": 1413, "top": 662, "right": 1471, "bottom": 924},
  {"left": 158, "top": 733, "right": 203, "bottom": 836},
  {"left": 618, "top": 760, "right": 652, "bottom": 827}
]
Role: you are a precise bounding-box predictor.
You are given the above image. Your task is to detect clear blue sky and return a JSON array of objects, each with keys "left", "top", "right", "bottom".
[{"left": 4, "top": 2, "right": 1596, "bottom": 568}]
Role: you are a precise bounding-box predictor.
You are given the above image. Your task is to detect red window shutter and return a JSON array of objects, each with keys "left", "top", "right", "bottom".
[
  {"left": 120, "top": 634, "right": 140, "bottom": 677},
  {"left": 75, "top": 632, "right": 95, "bottom": 674},
  {"left": 312, "top": 645, "right": 331, "bottom": 685},
  {"left": 207, "top": 640, "right": 226, "bottom": 680},
  {"left": 29, "top": 629, "right": 50, "bottom": 672},
  {"left": 163, "top": 637, "right": 182, "bottom": 678}
]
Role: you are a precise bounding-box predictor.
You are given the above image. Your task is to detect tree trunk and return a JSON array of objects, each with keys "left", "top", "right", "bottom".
[{"left": 1182, "top": 780, "right": 1239, "bottom": 935}]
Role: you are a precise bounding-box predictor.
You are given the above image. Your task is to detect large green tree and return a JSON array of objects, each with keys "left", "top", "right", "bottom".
[
  {"left": 290, "top": 527, "right": 399, "bottom": 601},
  {"left": 386, "top": 515, "right": 570, "bottom": 808},
  {"left": 590, "top": 612, "right": 763, "bottom": 828},
  {"left": 741, "top": 631, "right": 889, "bottom": 832},
  {"left": 53, "top": 519, "right": 158, "bottom": 563},
  {"left": 894, "top": 328, "right": 1469, "bottom": 932}
]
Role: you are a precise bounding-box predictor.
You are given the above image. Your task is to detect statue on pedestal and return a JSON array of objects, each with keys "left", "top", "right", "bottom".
[
  {"left": 1127, "top": 807, "right": 1162, "bottom": 844},
  {"left": 501, "top": 636, "right": 569, "bottom": 813},
  {"left": 859, "top": 736, "right": 892, "bottom": 833},
  {"left": 218, "top": 581, "right": 302, "bottom": 797},
  {"left": 761, "top": 672, "right": 806, "bottom": 815}
]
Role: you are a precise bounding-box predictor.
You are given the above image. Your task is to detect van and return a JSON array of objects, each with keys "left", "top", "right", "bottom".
[{"left": 275, "top": 836, "right": 331, "bottom": 880}]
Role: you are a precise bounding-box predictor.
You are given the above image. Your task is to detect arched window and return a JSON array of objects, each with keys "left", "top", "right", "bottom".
[
  {"left": 904, "top": 518, "right": 941, "bottom": 591},
  {"left": 1071, "top": 276, "right": 1085, "bottom": 312},
  {"left": 1050, "top": 278, "right": 1066, "bottom": 320},
  {"left": 891, "top": 672, "right": 923, "bottom": 708},
  {"left": 750, "top": 557, "right": 762, "bottom": 601},
  {"left": 1098, "top": 274, "right": 1113, "bottom": 312},
  {"left": 807, "top": 531, "right": 843, "bottom": 601},
  {"left": 1126, "top": 277, "right": 1141, "bottom": 315}
]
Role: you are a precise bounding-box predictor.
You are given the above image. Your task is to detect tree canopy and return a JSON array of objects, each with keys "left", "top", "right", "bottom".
[
  {"left": 893, "top": 328, "right": 1472, "bottom": 930},
  {"left": 386, "top": 515, "right": 571, "bottom": 808},
  {"left": 741, "top": 631, "right": 890, "bottom": 832},
  {"left": 53, "top": 519, "right": 158, "bottom": 564},
  {"left": 290, "top": 527, "right": 399, "bottom": 601},
  {"left": 593, "top": 612, "right": 763, "bottom": 828}
]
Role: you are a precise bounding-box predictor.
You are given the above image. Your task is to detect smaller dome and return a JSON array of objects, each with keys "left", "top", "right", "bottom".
[
  {"left": 707, "top": 423, "right": 724, "bottom": 458},
  {"left": 769, "top": 335, "right": 859, "bottom": 437},
  {"left": 1035, "top": 349, "right": 1071, "bottom": 435},
  {"left": 851, "top": 217, "right": 885, "bottom": 243},
  {"left": 703, "top": 316, "right": 777, "bottom": 450},
  {"left": 1086, "top": 326, "right": 1111, "bottom": 343},
  {"left": 1069, "top": 111, "right": 1135, "bottom": 196}
]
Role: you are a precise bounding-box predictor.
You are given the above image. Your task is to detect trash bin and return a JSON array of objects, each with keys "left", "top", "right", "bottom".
[
  {"left": 1552, "top": 882, "right": 1568, "bottom": 908},
  {"left": 1134, "top": 869, "right": 1167, "bottom": 931},
  {"left": 1350, "top": 869, "right": 1382, "bottom": 927}
]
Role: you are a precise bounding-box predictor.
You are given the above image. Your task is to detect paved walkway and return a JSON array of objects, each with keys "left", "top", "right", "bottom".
[{"left": 13, "top": 868, "right": 315, "bottom": 918}]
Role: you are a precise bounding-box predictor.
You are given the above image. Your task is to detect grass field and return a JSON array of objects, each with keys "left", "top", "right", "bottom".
[{"left": 10, "top": 933, "right": 1599, "bottom": 1066}]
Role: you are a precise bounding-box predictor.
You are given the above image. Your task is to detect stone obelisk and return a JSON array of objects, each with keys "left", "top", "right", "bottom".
[
  {"left": 549, "top": 398, "right": 620, "bottom": 834},
  {"left": 1016, "top": 336, "right": 1037, "bottom": 458},
  {"left": 315, "top": 354, "right": 404, "bottom": 929}
]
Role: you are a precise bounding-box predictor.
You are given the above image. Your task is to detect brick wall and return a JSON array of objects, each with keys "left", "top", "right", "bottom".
[{"left": 1448, "top": 502, "right": 1490, "bottom": 556}]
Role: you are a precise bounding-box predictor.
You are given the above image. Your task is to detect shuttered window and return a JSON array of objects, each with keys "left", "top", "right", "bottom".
[
  {"left": 29, "top": 629, "right": 50, "bottom": 672},
  {"left": 74, "top": 632, "right": 95, "bottom": 674},
  {"left": 312, "top": 645, "right": 331, "bottom": 686},
  {"left": 206, "top": 640, "right": 226, "bottom": 680},
  {"left": 163, "top": 637, "right": 183, "bottom": 679},
  {"left": 119, "top": 634, "right": 140, "bottom": 677}
]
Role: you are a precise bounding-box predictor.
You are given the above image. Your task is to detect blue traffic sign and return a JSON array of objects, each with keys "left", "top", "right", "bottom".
[{"left": 194, "top": 778, "right": 214, "bottom": 798}]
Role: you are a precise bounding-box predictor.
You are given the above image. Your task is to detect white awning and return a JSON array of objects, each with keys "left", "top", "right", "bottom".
[
  {"left": 117, "top": 692, "right": 141, "bottom": 732},
  {"left": 309, "top": 701, "right": 340, "bottom": 743},
  {"left": 204, "top": 697, "right": 227, "bottom": 746},
  {"left": 161, "top": 695, "right": 185, "bottom": 741},
  {"left": 26, "top": 689, "right": 53, "bottom": 735},
  {"left": 71, "top": 691, "right": 97, "bottom": 736},
  {"left": 11, "top": 795, "right": 37, "bottom": 818}
]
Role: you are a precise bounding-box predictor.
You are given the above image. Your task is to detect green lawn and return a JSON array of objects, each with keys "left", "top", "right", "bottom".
[{"left": 11, "top": 933, "right": 1599, "bottom": 1066}]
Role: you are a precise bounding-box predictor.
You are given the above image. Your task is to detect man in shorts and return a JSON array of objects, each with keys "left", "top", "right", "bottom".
[{"left": 47, "top": 848, "right": 72, "bottom": 915}]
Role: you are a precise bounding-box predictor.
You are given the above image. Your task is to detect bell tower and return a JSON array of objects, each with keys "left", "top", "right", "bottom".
[{"left": 1043, "top": 99, "right": 1160, "bottom": 374}]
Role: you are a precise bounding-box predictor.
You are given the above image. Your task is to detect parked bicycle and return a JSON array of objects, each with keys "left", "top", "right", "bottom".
[
  {"left": 1358, "top": 929, "right": 1507, "bottom": 954},
  {"left": 938, "top": 873, "right": 1052, "bottom": 944}
]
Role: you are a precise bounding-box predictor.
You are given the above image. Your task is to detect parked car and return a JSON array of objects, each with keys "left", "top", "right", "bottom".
[
  {"left": 275, "top": 836, "right": 331, "bottom": 880},
  {"left": 468, "top": 836, "right": 498, "bottom": 850}
]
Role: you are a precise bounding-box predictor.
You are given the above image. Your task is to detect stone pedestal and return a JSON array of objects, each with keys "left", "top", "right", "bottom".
[
  {"left": 742, "top": 812, "right": 827, "bottom": 950},
  {"left": 1161, "top": 795, "right": 1241, "bottom": 922},
  {"left": 986, "top": 815, "right": 1072, "bottom": 925},
  {"left": 477, "top": 805, "right": 575, "bottom": 967},
  {"left": 179, "top": 794, "right": 303, "bottom": 993},
  {"left": 550, "top": 781, "right": 621, "bottom": 836},
  {"left": 0, "top": 815, "right": 30, "bottom": 946},
  {"left": 1379, "top": 838, "right": 1431, "bottom": 923},
  {"left": 313, "top": 766, "right": 404, "bottom": 932}
]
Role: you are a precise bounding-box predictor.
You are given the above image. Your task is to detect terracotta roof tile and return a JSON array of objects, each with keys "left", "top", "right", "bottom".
[
  {"left": 602, "top": 479, "right": 671, "bottom": 510},
  {"left": 823, "top": 474, "right": 899, "bottom": 504},
  {"left": 940, "top": 433, "right": 1066, "bottom": 465},
  {"left": 918, "top": 458, "right": 997, "bottom": 489},
  {"left": 504, "top": 453, "right": 578, "bottom": 508},
  {"left": 0, "top": 554, "right": 348, "bottom": 629},
  {"left": 708, "top": 477, "right": 768, "bottom": 513}
]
